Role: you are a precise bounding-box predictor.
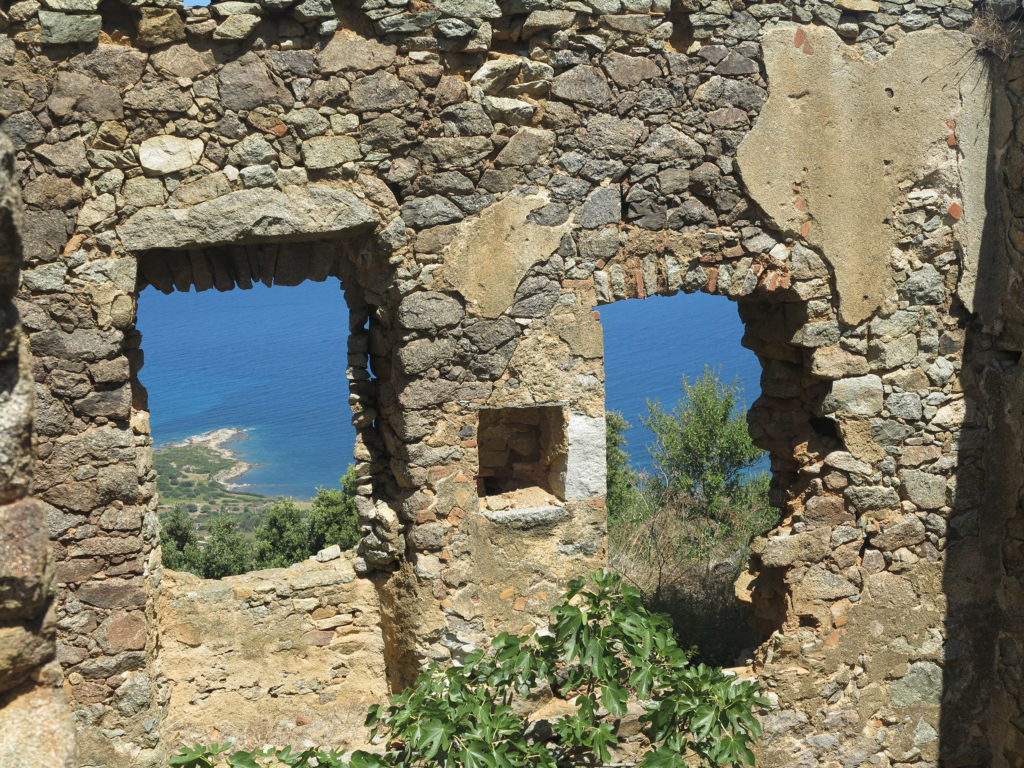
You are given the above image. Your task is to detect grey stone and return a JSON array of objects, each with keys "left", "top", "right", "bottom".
[
  {"left": 415, "top": 137, "right": 493, "bottom": 169},
  {"left": 565, "top": 413, "right": 606, "bottom": 500},
  {"left": 871, "top": 513, "right": 926, "bottom": 550},
  {"left": 527, "top": 203, "right": 569, "bottom": 226},
  {"left": 437, "top": 18, "right": 474, "bottom": 37},
  {"left": 483, "top": 505, "right": 570, "bottom": 529},
  {"left": 397, "top": 338, "right": 457, "bottom": 375},
  {"left": 114, "top": 673, "right": 152, "bottom": 717},
  {"left": 824, "top": 374, "right": 883, "bottom": 416},
  {"left": 603, "top": 51, "right": 661, "bottom": 87},
  {"left": 791, "top": 320, "right": 840, "bottom": 347},
  {"left": 495, "top": 128, "right": 555, "bottom": 167},
  {"left": 761, "top": 530, "right": 830, "bottom": 567},
  {"left": 890, "top": 661, "right": 942, "bottom": 707},
  {"left": 844, "top": 485, "right": 899, "bottom": 512},
  {"left": 901, "top": 470, "right": 946, "bottom": 510},
  {"left": 522, "top": 10, "right": 576, "bottom": 36},
  {"left": 440, "top": 103, "right": 494, "bottom": 137},
  {"left": 21, "top": 263, "right": 68, "bottom": 293},
  {"left": 292, "top": 0, "right": 333, "bottom": 20},
  {"left": 283, "top": 108, "right": 330, "bottom": 139},
  {"left": 31, "top": 329, "right": 122, "bottom": 362},
  {"left": 315, "top": 544, "right": 342, "bottom": 562},
  {"left": 317, "top": 32, "right": 396, "bottom": 74},
  {"left": 126, "top": 177, "right": 167, "bottom": 208},
  {"left": 470, "top": 58, "right": 522, "bottom": 94},
  {"left": 578, "top": 187, "right": 622, "bottom": 229},
  {"left": 240, "top": 164, "right": 276, "bottom": 187},
  {"left": 408, "top": 522, "right": 445, "bottom": 551},
  {"left": 34, "top": 138, "right": 89, "bottom": 176},
  {"left": 434, "top": 0, "right": 501, "bottom": 18},
  {"left": 400, "top": 196, "right": 463, "bottom": 228},
  {"left": 213, "top": 14, "right": 262, "bottom": 39},
  {"left": 798, "top": 566, "right": 859, "bottom": 600},
  {"left": 868, "top": 335, "right": 917, "bottom": 370},
  {"left": 300, "top": 136, "right": 361, "bottom": 169},
  {"left": 640, "top": 125, "right": 704, "bottom": 163},
  {"left": 39, "top": 11, "right": 101, "bottom": 44},
  {"left": 218, "top": 55, "right": 287, "bottom": 112},
  {"left": 349, "top": 71, "right": 416, "bottom": 112},
  {"left": 464, "top": 317, "right": 517, "bottom": 352},
  {"left": 397, "top": 292, "right": 464, "bottom": 332},
  {"left": 124, "top": 80, "right": 193, "bottom": 114},
  {"left": 510, "top": 276, "right": 560, "bottom": 317},
  {"left": 227, "top": 134, "right": 277, "bottom": 167},
  {"left": 117, "top": 185, "right": 378, "bottom": 251},
  {"left": 482, "top": 96, "right": 535, "bottom": 125},
  {"left": 551, "top": 65, "right": 613, "bottom": 108},
  {"left": 139, "top": 136, "right": 204, "bottom": 176},
  {"left": 903, "top": 263, "right": 944, "bottom": 304},
  {"left": 886, "top": 392, "right": 922, "bottom": 420},
  {"left": 585, "top": 115, "right": 645, "bottom": 159},
  {"left": 1, "top": 113, "right": 46, "bottom": 151}
]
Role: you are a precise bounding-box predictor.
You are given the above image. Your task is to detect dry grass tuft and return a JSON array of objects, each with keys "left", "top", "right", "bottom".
[{"left": 967, "top": 6, "right": 1024, "bottom": 62}]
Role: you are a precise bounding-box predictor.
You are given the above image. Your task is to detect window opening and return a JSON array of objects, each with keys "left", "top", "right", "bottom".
[
  {"left": 136, "top": 279, "right": 360, "bottom": 576},
  {"left": 598, "top": 292, "right": 772, "bottom": 667}
]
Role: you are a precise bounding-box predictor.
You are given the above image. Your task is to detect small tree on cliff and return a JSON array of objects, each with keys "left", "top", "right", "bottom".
[
  {"left": 253, "top": 498, "right": 308, "bottom": 569},
  {"left": 160, "top": 505, "right": 202, "bottom": 573},
  {"left": 200, "top": 515, "right": 252, "bottom": 579},
  {"left": 642, "top": 368, "right": 766, "bottom": 522},
  {"left": 307, "top": 465, "right": 361, "bottom": 553}
]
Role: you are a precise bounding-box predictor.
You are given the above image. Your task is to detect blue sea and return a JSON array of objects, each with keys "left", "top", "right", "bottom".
[{"left": 136, "top": 283, "right": 762, "bottom": 499}]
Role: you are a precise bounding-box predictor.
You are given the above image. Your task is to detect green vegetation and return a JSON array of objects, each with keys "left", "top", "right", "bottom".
[
  {"left": 159, "top": 466, "right": 361, "bottom": 578},
  {"left": 606, "top": 368, "right": 776, "bottom": 666},
  {"left": 154, "top": 444, "right": 266, "bottom": 510},
  {"left": 169, "top": 572, "right": 767, "bottom": 768}
]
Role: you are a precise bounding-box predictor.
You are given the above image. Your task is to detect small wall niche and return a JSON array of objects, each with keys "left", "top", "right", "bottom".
[{"left": 477, "top": 405, "right": 568, "bottom": 509}]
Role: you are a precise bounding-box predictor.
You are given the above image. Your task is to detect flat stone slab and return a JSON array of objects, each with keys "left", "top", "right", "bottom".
[
  {"left": 483, "top": 505, "right": 570, "bottom": 529},
  {"left": 116, "top": 183, "right": 378, "bottom": 251}
]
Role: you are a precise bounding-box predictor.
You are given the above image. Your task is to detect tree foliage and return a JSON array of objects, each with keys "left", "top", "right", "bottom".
[
  {"left": 253, "top": 498, "right": 309, "bottom": 570},
  {"left": 307, "top": 465, "right": 361, "bottom": 554},
  {"left": 604, "top": 411, "right": 638, "bottom": 520},
  {"left": 160, "top": 504, "right": 202, "bottom": 573},
  {"left": 641, "top": 368, "right": 765, "bottom": 521},
  {"left": 160, "top": 467, "right": 361, "bottom": 579}
]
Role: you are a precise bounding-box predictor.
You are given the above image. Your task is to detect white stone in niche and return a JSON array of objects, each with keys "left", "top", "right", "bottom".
[{"left": 564, "top": 412, "right": 606, "bottom": 500}]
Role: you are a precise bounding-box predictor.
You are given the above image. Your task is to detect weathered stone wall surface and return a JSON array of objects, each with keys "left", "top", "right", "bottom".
[
  {"left": 158, "top": 552, "right": 387, "bottom": 750},
  {"left": 0, "top": 132, "right": 77, "bottom": 766},
  {"left": 1, "top": 0, "right": 1020, "bottom": 765}
]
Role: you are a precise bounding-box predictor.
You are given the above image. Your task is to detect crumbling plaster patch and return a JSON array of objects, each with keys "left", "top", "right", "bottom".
[
  {"left": 738, "top": 26, "right": 979, "bottom": 325},
  {"left": 440, "top": 193, "right": 572, "bottom": 318}
]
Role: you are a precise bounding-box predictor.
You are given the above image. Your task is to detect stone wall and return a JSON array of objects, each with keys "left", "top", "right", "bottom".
[
  {"left": 0, "top": 0, "right": 1021, "bottom": 765},
  {"left": 0, "top": 131, "right": 77, "bottom": 766},
  {"left": 158, "top": 552, "right": 386, "bottom": 751}
]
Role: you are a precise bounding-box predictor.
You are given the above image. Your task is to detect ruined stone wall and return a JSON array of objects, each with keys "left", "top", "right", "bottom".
[
  {"left": 158, "top": 552, "right": 387, "bottom": 751},
  {"left": 0, "top": 131, "right": 77, "bottom": 766},
  {"left": 1, "top": 0, "right": 1020, "bottom": 765}
]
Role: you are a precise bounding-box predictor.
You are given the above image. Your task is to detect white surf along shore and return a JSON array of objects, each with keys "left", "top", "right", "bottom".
[{"left": 161, "top": 427, "right": 263, "bottom": 490}]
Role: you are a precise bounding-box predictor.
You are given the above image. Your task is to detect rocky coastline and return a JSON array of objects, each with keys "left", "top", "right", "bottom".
[{"left": 163, "top": 427, "right": 259, "bottom": 489}]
